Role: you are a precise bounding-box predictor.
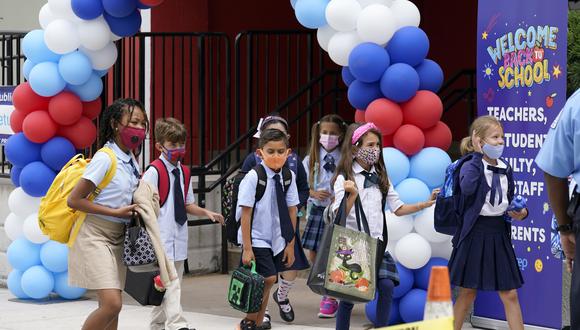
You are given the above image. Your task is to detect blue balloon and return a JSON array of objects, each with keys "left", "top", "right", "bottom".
[
  {"left": 409, "top": 147, "right": 452, "bottom": 188},
  {"left": 54, "top": 271, "right": 86, "bottom": 299},
  {"left": 136, "top": 1, "right": 151, "bottom": 9},
  {"left": 380, "top": 63, "right": 419, "bottom": 103},
  {"left": 295, "top": 0, "right": 329, "bottom": 29},
  {"left": 399, "top": 289, "right": 427, "bottom": 323},
  {"left": 347, "top": 80, "right": 382, "bottom": 110},
  {"left": 20, "top": 161, "right": 56, "bottom": 197},
  {"left": 102, "top": 0, "right": 138, "bottom": 18},
  {"left": 59, "top": 51, "right": 93, "bottom": 86},
  {"left": 29, "top": 62, "right": 66, "bottom": 97},
  {"left": 22, "top": 30, "right": 61, "bottom": 63},
  {"left": 290, "top": 0, "right": 298, "bottom": 9},
  {"left": 10, "top": 166, "right": 22, "bottom": 187},
  {"left": 349, "top": 43, "right": 390, "bottom": 83},
  {"left": 387, "top": 27, "right": 429, "bottom": 67},
  {"left": 23, "top": 59, "right": 36, "bottom": 80},
  {"left": 366, "top": 295, "right": 401, "bottom": 326},
  {"left": 7, "top": 269, "right": 30, "bottom": 299},
  {"left": 395, "top": 178, "right": 430, "bottom": 205},
  {"left": 104, "top": 10, "right": 142, "bottom": 37},
  {"left": 413, "top": 257, "right": 449, "bottom": 290},
  {"left": 382, "top": 147, "right": 409, "bottom": 187},
  {"left": 41, "top": 137, "right": 76, "bottom": 172},
  {"left": 67, "top": 73, "right": 103, "bottom": 102},
  {"left": 7, "top": 239, "right": 42, "bottom": 271},
  {"left": 21, "top": 265, "right": 55, "bottom": 299},
  {"left": 389, "top": 299, "right": 402, "bottom": 325},
  {"left": 72, "top": 0, "right": 104, "bottom": 20},
  {"left": 393, "top": 262, "right": 413, "bottom": 298},
  {"left": 342, "top": 67, "right": 355, "bottom": 86},
  {"left": 95, "top": 69, "right": 109, "bottom": 77},
  {"left": 40, "top": 241, "right": 69, "bottom": 273},
  {"left": 5, "top": 133, "right": 42, "bottom": 167},
  {"left": 415, "top": 59, "right": 444, "bottom": 93}
]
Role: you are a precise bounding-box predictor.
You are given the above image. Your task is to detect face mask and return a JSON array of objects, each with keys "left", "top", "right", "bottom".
[
  {"left": 319, "top": 134, "right": 340, "bottom": 151},
  {"left": 163, "top": 146, "right": 186, "bottom": 162},
  {"left": 356, "top": 147, "right": 380, "bottom": 166},
  {"left": 260, "top": 150, "right": 288, "bottom": 171},
  {"left": 120, "top": 126, "right": 146, "bottom": 150},
  {"left": 482, "top": 143, "right": 504, "bottom": 159}
]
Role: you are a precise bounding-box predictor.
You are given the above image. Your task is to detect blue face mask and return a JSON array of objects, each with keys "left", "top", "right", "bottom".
[{"left": 482, "top": 143, "right": 504, "bottom": 159}]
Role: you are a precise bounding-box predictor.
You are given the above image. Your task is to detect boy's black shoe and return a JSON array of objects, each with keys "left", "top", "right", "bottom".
[
  {"left": 238, "top": 319, "right": 257, "bottom": 330},
  {"left": 272, "top": 288, "right": 294, "bottom": 322},
  {"left": 261, "top": 313, "right": 272, "bottom": 329}
]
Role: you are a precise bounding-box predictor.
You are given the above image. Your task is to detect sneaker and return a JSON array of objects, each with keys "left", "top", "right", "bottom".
[
  {"left": 261, "top": 312, "right": 272, "bottom": 330},
  {"left": 237, "top": 319, "right": 257, "bottom": 330},
  {"left": 272, "top": 288, "right": 295, "bottom": 322},
  {"left": 317, "top": 296, "right": 338, "bottom": 318}
]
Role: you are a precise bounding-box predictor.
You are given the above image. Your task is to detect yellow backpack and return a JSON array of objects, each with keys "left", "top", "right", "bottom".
[{"left": 38, "top": 147, "right": 117, "bottom": 247}]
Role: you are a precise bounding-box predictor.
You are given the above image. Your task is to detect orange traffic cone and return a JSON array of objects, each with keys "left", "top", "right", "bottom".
[{"left": 423, "top": 266, "right": 453, "bottom": 320}]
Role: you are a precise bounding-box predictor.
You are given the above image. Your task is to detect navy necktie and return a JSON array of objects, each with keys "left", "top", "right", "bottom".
[
  {"left": 362, "top": 171, "right": 379, "bottom": 188},
  {"left": 323, "top": 154, "right": 336, "bottom": 173},
  {"left": 487, "top": 165, "right": 507, "bottom": 206},
  {"left": 172, "top": 168, "right": 188, "bottom": 225},
  {"left": 273, "top": 174, "right": 294, "bottom": 243}
]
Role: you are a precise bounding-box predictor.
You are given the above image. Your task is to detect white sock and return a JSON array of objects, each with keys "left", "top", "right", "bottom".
[{"left": 277, "top": 278, "right": 294, "bottom": 313}]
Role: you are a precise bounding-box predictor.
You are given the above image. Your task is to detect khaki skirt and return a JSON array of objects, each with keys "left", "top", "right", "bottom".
[{"left": 68, "top": 215, "right": 126, "bottom": 290}]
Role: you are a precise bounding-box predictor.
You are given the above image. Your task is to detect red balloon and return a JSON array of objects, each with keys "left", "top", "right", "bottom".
[
  {"left": 22, "top": 111, "right": 58, "bottom": 143},
  {"left": 49, "top": 92, "right": 83, "bottom": 126},
  {"left": 365, "top": 98, "right": 403, "bottom": 135},
  {"left": 401, "top": 90, "right": 443, "bottom": 129},
  {"left": 393, "top": 124, "right": 425, "bottom": 156},
  {"left": 10, "top": 110, "right": 26, "bottom": 133},
  {"left": 354, "top": 110, "right": 366, "bottom": 123},
  {"left": 82, "top": 98, "right": 102, "bottom": 120},
  {"left": 424, "top": 121, "right": 452, "bottom": 151},
  {"left": 58, "top": 117, "right": 97, "bottom": 149},
  {"left": 140, "top": 0, "right": 164, "bottom": 6},
  {"left": 12, "top": 82, "right": 50, "bottom": 114},
  {"left": 382, "top": 134, "right": 394, "bottom": 148}
]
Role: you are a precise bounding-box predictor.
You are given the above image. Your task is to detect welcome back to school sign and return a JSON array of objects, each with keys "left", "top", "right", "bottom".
[
  {"left": 0, "top": 86, "right": 15, "bottom": 145},
  {"left": 476, "top": 1, "right": 567, "bottom": 328}
]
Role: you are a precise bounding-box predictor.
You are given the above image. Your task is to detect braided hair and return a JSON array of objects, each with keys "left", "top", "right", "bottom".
[{"left": 99, "top": 98, "right": 148, "bottom": 148}]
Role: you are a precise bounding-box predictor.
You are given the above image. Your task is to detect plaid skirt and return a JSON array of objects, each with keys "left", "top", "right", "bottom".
[
  {"left": 302, "top": 204, "right": 326, "bottom": 252},
  {"left": 378, "top": 251, "right": 399, "bottom": 286}
]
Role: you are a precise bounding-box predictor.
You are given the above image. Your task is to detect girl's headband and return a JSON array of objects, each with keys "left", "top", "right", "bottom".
[
  {"left": 253, "top": 116, "right": 288, "bottom": 138},
  {"left": 351, "top": 122, "right": 380, "bottom": 145}
]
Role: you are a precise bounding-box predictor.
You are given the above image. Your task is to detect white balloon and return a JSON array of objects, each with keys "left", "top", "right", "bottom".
[
  {"left": 386, "top": 239, "right": 397, "bottom": 262},
  {"left": 4, "top": 213, "right": 24, "bottom": 241},
  {"left": 48, "top": 0, "right": 76, "bottom": 21},
  {"left": 81, "top": 42, "right": 118, "bottom": 70},
  {"left": 23, "top": 213, "right": 49, "bottom": 244},
  {"left": 317, "top": 25, "right": 337, "bottom": 52},
  {"left": 39, "top": 4, "right": 56, "bottom": 29},
  {"left": 325, "top": 0, "right": 361, "bottom": 32},
  {"left": 413, "top": 206, "right": 452, "bottom": 243},
  {"left": 358, "top": 0, "right": 393, "bottom": 7},
  {"left": 78, "top": 17, "right": 111, "bottom": 51},
  {"left": 8, "top": 188, "right": 42, "bottom": 219},
  {"left": 328, "top": 31, "right": 362, "bottom": 66},
  {"left": 430, "top": 240, "right": 453, "bottom": 260},
  {"left": 390, "top": 0, "right": 420, "bottom": 28},
  {"left": 385, "top": 211, "right": 413, "bottom": 241},
  {"left": 356, "top": 4, "right": 397, "bottom": 45},
  {"left": 395, "top": 233, "right": 431, "bottom": 269},
  {"left": 45, "top": 19, "right": 81, "bottom": 54},
  {"left": 111, "top": 32, "right": 122, "bottom": 42}
]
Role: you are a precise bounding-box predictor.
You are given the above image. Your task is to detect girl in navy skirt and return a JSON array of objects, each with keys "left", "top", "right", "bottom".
[
  {"left": 449, "top": 116, "right": 528, "bottom": 330},
  {"left": 301, "top": 114, "right": 346, "bottom": 318}
]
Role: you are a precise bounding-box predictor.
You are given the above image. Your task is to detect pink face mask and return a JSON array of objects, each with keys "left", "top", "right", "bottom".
[
  {"left": 120, "top": 126, "right": 146, "bottom": 150},
  {"left": 319, "top": 134, "right": 340, "bottom": 151}
]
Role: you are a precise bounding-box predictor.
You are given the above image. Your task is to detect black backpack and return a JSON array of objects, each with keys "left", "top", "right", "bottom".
[{"left": 224, "top": 165, "right": 292, "bottom": 245}]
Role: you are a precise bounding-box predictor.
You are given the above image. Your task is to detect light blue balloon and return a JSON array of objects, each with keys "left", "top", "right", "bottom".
[
  {"left": 67, "top": 73, "right": 103, "bottom": 101},
  {"left": 290, "top": 0, "right": 298, "bottom": 9},
  {"left": 7, "top": 239, "right": 42, "bottom": 271},
  {"left": 295, "top": 0, "right": 329, "bottom": 29},
  {"left": 23, "top": 59, "right": 36, "bottom": 80},
  {"left": 409, "top": 147, "right": 452, "bottom": 188},
  {"left": 59, "top": 51, "right": 93, "bottom": 86},
  {"left": 29, "top": 62, "right": 66, "bottom": 97},
  {"left": 40, "top": 241, "right": 69, "bottom": 273},
  {"left": 382, "top": 147, "right": 410, "bottom": 186},
  {"left": 94, "top": 69, "right": 109, "bottom": 77},
  {"left": 54, "top": 271, "right": 86, "bottom": 300},
  {"left": 7, "top": 270, "right": 30, "bottom": 299},
  {"left": 21, "top": 265, "right": 55, "bottom": 299},
  {"left": 22, "top": 30, "right": 61, "bottom": 63},
  {"left": 395, "top": 178, "right": 430, "bottom": 205}
]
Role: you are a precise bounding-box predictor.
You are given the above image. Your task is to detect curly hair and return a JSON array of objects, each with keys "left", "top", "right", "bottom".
[{"left": 99, "top": 98, "right": 148, "bottom": 148}]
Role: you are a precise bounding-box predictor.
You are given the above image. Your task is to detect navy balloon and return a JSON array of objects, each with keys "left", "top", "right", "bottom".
[
  {"left": 102, "top": 0, "right": 138, "bottom": 18},
  {"left": 413, "top": 257, "right": 449, "bottom": 290},
  {"left": 137, "top": 1, "right": 151, "bottom": 9},
  {"left": 5, "top": 133, "right": 42, "bottom": 168},
  {"left": 22, "top": 30, "right": 60, "bottom": 63},
  {"left": 23, "top": 59, "right": 35, "bottom": 80},
  {"left": 399, "top": 289, "right": 427, "bottom": 323},
  {"left": 342, "top": 67, "right": 355, "bottom": 86},
  {"left": 393, "top": 262, "right": 413, "bottom": 298},
  {"left": 104, "top": 10, "right": 142, "bottom": 37},
  {"left": 7, "top": 270, "right": 30, "bottom": 299},
  {"left": 10, "top": 166, "right": 22, "bottom": 187},
  {"left": 41, "top": 137, "right": 76, "bottom": 172},
  {"left": 54, "top": 271, "right": 87, "bottom": 299},
  {"left": 380, "top": 63, "right": 419, "bottom": 102},
  {"left": 415, "top": 59, "right": 444, "bottom": 93},
  {"left": 387, "top": 27, "right": 430, "bottom": 67},
  {"left": 348, "top": 42, "right": 390, "bottom": 83},
  {"left": 7, "top": 238, "right": 41, "bottom": 271},
  {"left": 347, "top": 80, "right": 382, "bottom": 110},
  {"left": 72, "top": 0, "right": 104, "bottom": 20},
  {"left": 20, "top": 161, "right": 56, "bottom": 197}
]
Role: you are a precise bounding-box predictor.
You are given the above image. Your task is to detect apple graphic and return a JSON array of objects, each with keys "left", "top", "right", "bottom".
[{"left": 546, "top": 93, "right": 557, "bottom": 108}]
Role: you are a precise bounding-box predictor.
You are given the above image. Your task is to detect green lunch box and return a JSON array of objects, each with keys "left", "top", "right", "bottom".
[{"left": 228, "top": 260, "right": 265, "bottom": 313}]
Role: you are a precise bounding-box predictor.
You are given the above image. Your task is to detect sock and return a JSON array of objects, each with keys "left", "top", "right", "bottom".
[
  {"left": 277, "top": 278, "right": 295, "bottom": 313},
  {"left": 263, "top": 308, "right": 270, "bottom": 322}
]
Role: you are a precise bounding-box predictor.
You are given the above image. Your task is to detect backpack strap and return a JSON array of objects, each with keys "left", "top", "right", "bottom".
[
  {"left": 282, "top": 167, "right": 292, "bottom": 194},
  {"left": 147, "top": 159, "right": 170, "bottom": 207},
  {"left": 253, "top": 164, "right": 268, "bottom": 202},
  {"left": 181, "top": 163, "right": 191, "bottom": 203}
]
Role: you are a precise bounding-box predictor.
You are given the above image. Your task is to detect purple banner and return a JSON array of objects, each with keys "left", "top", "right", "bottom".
[{"left": 475, "top": 1, "right": 567, "bottom": 328}]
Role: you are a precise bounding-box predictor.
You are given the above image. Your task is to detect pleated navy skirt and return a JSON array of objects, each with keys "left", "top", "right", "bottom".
[{"left": 448, "top": 215, "right": 524, "bottom": 291}]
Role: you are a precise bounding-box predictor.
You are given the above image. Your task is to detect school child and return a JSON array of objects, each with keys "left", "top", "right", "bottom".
[
  {"left": 241, "top": 115, "right": 309, "bottom": 327},
  {"left": 449, "top": 116, "right": 527, "bottom": 330},
  {"left": 331, "top": 123, "right": 438, "bottom": 330},
  {"left": 236, "top": 129, "right": 300, "bottom": 330},
  {"left": 301, "top": 114, "right": 346, "bottom": 318},
  {"left": 67, "top": 98, "right": 149, "bottom": 330},
  {"left": 142, "top": 118, "right": 224, "bottom": 330}
]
